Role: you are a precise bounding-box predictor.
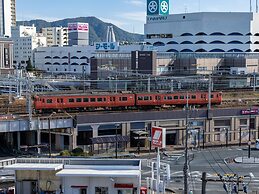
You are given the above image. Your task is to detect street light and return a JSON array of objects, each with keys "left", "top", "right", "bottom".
[{"left": 48, "top": 112, "right": 56, "bottom": 158}]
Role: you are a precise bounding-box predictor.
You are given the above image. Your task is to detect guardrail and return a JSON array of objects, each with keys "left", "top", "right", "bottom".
[{"left": 0, "top": 158, "right": 16, "bottom": 169}]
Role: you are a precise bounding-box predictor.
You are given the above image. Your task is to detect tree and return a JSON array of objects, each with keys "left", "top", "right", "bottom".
[{"left": 26, "top": 58, "right": 33, "bottom": 72}]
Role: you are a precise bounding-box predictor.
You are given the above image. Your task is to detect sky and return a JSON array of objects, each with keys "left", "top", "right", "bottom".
[{"left": 16, "top": 0, "right": 256, "bottom": 34}]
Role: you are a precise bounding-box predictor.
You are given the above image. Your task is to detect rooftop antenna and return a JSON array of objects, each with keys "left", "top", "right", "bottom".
[
  {"left": 184, "top": 5, "right": 188, "bottom": 13},
  {"left": 256, "top": 0, "right": 258, "bottom": 13},
  {"left": 250, "top": 0, "right": 252, "bottom": 12}
]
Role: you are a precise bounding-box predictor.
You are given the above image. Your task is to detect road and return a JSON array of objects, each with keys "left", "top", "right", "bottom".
[{"left": 141, "top": 146, "right": 259, "bottom": 193}]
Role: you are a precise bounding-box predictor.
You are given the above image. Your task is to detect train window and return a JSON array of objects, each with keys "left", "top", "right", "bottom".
[
  {"left": 57, "top": 99, "right": 60, "bottom": 103},
  {"left": 69, "top": 98, "right": 75, "bottom": 103},
  {"left": 144, "top": 96, "right": 149, "bottom": 101},
  {"left": 42, "top": 99, "right": 45, "bottom": 103},
  {"left": 211, "top": 95, "right": 214, "bottom": 98},
  {"left": 60, "top": 99, "right": 63, "bottom": 103},
  {"left": 164, "top": 96, "right": 167, "bottom": 100},
  {"left": 97, "top": 98, "right": 103, "bottom": 102},
  {"left": 90, "top": 98, "right": 96, "bottom": 102},
  {"left": 201, "top": 94, "right": 206, "bottom": 98},
  {"left": 120, "top": 97, "right": 127, "bottom": 101},
  {"left": 103, "top": 98, "right": 107, "bottom": 102},
  {"left": 150, "top": 96, "right": 152, "bottom": 100},
  {"left": 174, "top": 96, "right": 178, "bottom": 100},
  {"left": 76, "top": 98, "right": 82, "bottom": 103},
  {"left": 191, "top": 95, "right": 196, "bottom": 99},
  {"left": 180, "top": 96, "right": 185, "bottom": 99},
  {"left": 46, "top": 99, "right": 52, "bottom": 104},
  {"left": 168, "top": 96, "right": 172, "bottom": 100},
  {"left": 83, "top": 98, "right": 89, "bottom": 102},
  {"left": 138, "top": 96, "right": 143, "bottom": 101}
]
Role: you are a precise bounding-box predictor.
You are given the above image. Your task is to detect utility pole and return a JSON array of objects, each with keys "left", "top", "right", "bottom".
[
  {"left": 183, "top": 92, "right": 189, "bottom": 194},
  {"left": 248, "top": 108, "right": 252, "bottom": 158},
  {"left": 201, "top": 172, "right": 207, "bottom": 194},
  {"left": 208, "top": 75, "right": 212, "bottom": 110},
  {"left": 239, "top": 127, "right": 242, "bottom": 147}
]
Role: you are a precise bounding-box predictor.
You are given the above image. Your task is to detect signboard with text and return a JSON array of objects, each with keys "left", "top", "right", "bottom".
[
  {"left": 95, "top": 42, "right": 119, "bottom": 51},
  {"left": 151, "top": 126, "right": 166, "bottom": 148},
  {"left": 68, "top": 23, "right": 89, "bottom": 32}
]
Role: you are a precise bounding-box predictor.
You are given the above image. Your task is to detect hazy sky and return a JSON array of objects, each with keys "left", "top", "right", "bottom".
[{"left": 16, "top": 0, "right": 255, "bottom": 34}]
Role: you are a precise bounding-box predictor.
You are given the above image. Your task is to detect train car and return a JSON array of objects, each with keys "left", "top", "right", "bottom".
[
  {"left": 136, "top": 91, "right": 222, "bottom": 107},
  {"left": 34, "top": 93, "right": 135, "bottom": 112}
]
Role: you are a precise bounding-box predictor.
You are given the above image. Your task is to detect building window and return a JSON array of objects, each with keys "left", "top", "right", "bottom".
[{"left": 95, "top": 187, "right": 108, "bottom": 194}]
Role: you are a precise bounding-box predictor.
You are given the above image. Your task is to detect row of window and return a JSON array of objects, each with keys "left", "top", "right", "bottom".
[
  {"left": 45, "top": 62, "right": 89, "bottom": 66},
  {"left": 45, "top": 56, "right": 89, "bottom": 60},
  {"left": 152, "top": 40, "right": 259, "bottom": 46},
  {"left": 146, "top": 32, "right": 259, "bottom": 38},
  {"left": 137, "top": 94, "right": 217, "bottom": 101},
  {"left": 43, "top": 96, "right": 129, "bottom": 104},
  {"left": 166, "top": 49, "right": 259, "bottom": 53}
]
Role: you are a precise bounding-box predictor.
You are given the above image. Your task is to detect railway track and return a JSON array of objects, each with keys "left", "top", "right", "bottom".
[{"left": 0, "top": 90, "right": 259, "bottom": 116}]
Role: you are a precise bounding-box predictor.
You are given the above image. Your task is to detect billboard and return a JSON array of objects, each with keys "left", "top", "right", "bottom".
[
  {"left": 151, "top": 126, "right": 166, "bottom": 148},
  {"left": 68, "top": 23, "right": 89, "bottom": 32},
  {"left": 147, "top": 0, "right": 169, "bottom": 16},
  {"left": 95, "top": 42, "right": 119, "bottom": 51}
]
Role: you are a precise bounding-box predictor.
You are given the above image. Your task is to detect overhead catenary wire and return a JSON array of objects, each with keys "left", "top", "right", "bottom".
[{"left": 207, "top": 148, "right": 227, "bottom": 175}]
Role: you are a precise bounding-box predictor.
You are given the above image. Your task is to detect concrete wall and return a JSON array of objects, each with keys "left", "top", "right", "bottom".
[{"left": 15, "top": 170, "right": 61, "bottom": 194}]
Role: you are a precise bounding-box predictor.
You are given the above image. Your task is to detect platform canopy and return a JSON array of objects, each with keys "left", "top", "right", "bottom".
[
  {"left": 4, "top": 163, "right": 63, "bottom": 171},
  {"left": 56, "top": 169, "right": 140, "bottom": 178}
]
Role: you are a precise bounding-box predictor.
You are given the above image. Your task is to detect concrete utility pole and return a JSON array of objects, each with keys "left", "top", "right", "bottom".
[
  {"left": 183, "top": 93, "right": 189, "bottom": 194},
  {"left": 201, "top": 172, "right": 207, "bottom": 194},
  {"left": 208, "top": 75, "right": 212, "bottom": 110}
]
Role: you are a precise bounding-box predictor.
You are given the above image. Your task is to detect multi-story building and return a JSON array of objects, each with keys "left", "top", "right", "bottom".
[
  {"left": 0, "top": 0, "right": 16, "bottom": 37},
  {"left": 34, "top": 45, "right": 94, "bottom": 75},
  {"left": 144, "top": 1, "right": 259, "bottom": 52},
  {"left": 0, "top": 37, "right": 13, "bottom": 69},
  {"left": 42, "top": 27, "right": 68, "bottom": 47},
  {"left": 68, "top": 23, "right": 89, "bottom": 46},
  {"left": 12, "top": 25, "right": 46, "bottom": 65}
]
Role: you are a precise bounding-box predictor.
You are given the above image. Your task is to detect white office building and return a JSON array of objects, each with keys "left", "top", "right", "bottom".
[
  {"left": 0, "top": 0, "right": 16, "bottom": 37},
  {"left": 34, "top": 45, "right": 94, "bottom": 74},
  {"left": 42, "top": 27, "right": 68, "bottom": 47},
  {"left": 12, "top": 25, "right": 47, "bottom": 65},
  {"left": 145, "top": 9, "right": 259, "bottom": 52}
]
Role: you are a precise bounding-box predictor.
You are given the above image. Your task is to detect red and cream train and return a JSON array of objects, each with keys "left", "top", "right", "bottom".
[{"left": 34, "top": 91, "right": 222, "bottom": 112}]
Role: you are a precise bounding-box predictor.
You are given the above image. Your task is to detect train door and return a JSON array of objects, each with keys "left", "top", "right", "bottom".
[
  {"left": 155, "top": 95, "right": 161, "bottom": 106},
  {"left": 110, "top": 96, "right": 116, "bottom": 107},
  {"left": 57, "top": 98, "right": 64, "bottom": 109}
]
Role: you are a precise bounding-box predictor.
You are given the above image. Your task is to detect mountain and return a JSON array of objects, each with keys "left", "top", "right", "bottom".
[{"left": 16, "top": 17, "right": 144, "bottom": 43}]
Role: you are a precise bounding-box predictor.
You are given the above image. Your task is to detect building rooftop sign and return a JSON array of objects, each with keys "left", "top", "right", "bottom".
[
  {"left": 95, "top": 42, "right": 119, "bottom": 51},
  {"left": 147, "top": 0, "right": 169, "bottom": 16}
]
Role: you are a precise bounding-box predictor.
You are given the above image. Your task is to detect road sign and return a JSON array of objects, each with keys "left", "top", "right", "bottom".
[{"left": 151, "top": 126, "right": 166, "bottom": 148}]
